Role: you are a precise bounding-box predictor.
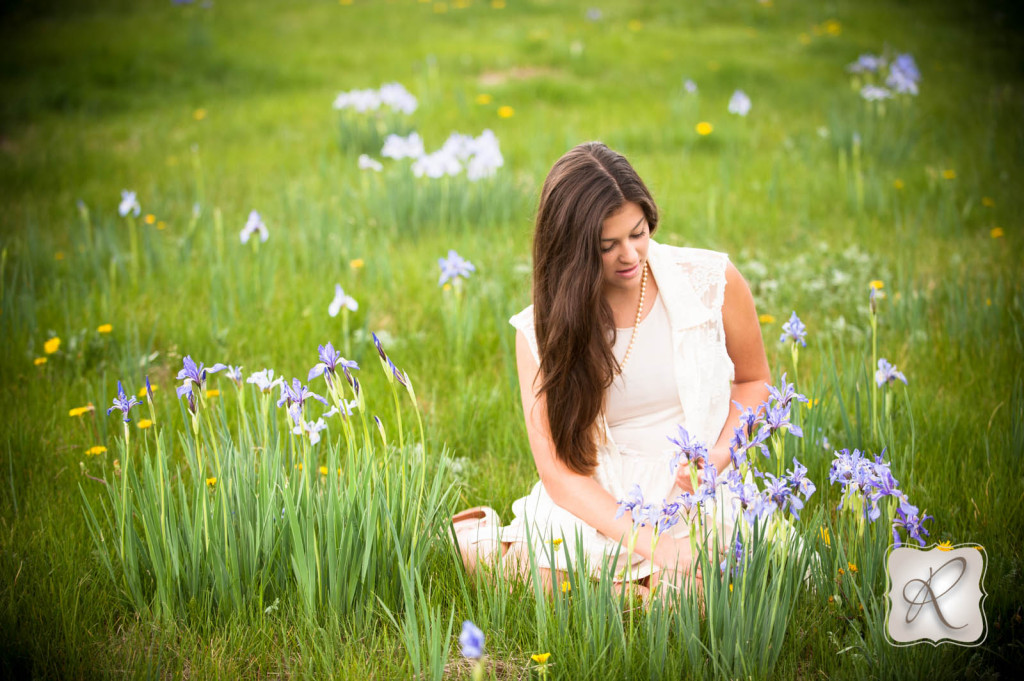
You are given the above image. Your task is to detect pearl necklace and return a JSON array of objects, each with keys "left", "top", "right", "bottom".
[{"left": 618, "top": 262, "right": 648, "bottom": 373}]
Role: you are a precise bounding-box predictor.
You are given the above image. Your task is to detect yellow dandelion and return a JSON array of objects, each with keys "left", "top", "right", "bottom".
[
  {"left": 138, "top": 384, "right": 158, "bottom": 398},
  {"left": 34, "top": 357, "right": 47, "bottom": 366},
  {"left": 55, "top": 251, "right": 65, "bottom": 261},
  {"left": 695, "top": 121, "right": 713, "bottom": 136},
  {"left": 990, "top": 227, "right": 1004, "bottom": 239},
  {"left": 491, "top": 0, "right": 505, "bottom": 8},
  {"left": 942, "top": 169, "right": 956, "bottom": 179},
  {"left": 319, "top": 465, "right": 329, "bottom": 476},
  {"left": 729, "top": 583, "right": 734, "bottom": 592},
  {"left": 758, "top": 314, "right": 776, "bottom": 324},
  {"left": 937, "top": 540, "right": 953, "bottom": 551},
  {"left": 806, "top": 398, "right": 819, "bottom": 410},
  {"left": 193, "top": 108, "right": 207, "bottom": 121},
  {"left": 828, "top": 595, "right": 834, "bottom": 603},
  {"left": 137, "top": 419, "right": 154, "bottom": 430},
  {"left": 560, "top": 580, "right": 571, "bottom": 593},
  {"left": 434, "top": 2, "right": 447, "bottom": 12},
  {"left": 847, "top": 562, "right": 858, "bottom": 573},
  {"left": 986, "top": 298, "right": 992, "bottom": 306},
  {"left": 144, "top": 214, "right": 156, "bottom": 225},
  {"left": 838, "top": 567, "right": 845, "bottom": 576},
  {"left": 823, "top": 19, "right": 841, "bottom": 35},
  {"left": 443, "top": 282, "right": 453, "bottom": 291},
  {"left": 206, "top": 389, "right": 220, "bottom": 398},
  {"left": 893, "top": 179, "right": 905, "bottom": 189},
  {"left": 340, "top": 0, "right": 353, "bottom": 5},
  {"left": 69, "top": 405, "right": 95, "bottom": 417},
  {"left": 819, "top": 526, "right": 831, "bottom": 547},
  {"left": 531, "top": 653, "right": 551, "bottom": 664},
  {"left": 975, "top": 545, "right": 984, "bottom": 551},
  {"left": 349, "top": 258, "right": 365, "bottom": 270},
  {"left": 206, "top": 476, "right": 217, "bottom": 487},
  {"left": 87, "top": 445, "right": 107, "bottom": 456},
  {"left": 981, "top": 196, "right": 995, "bottom": 207},
  {"left": 798, "top": 33, "right": 811, "bottom": 45},
  {"left": 295, "top": 463, "right": 304, "bottom": 471},
  {"left": 870, "top": 280, "right": 884, "bottom": 290},
  {"left": 475, "top": 93, "right": 493, "bottom": 105},
  {"left": 97, "top": 323, "right": 113, "bottom": 334},
  {"left": 497, "top": 105, "right": 515, "bottom": 118},
  {"left": 44, "top": 337, "right": 61, "bottom": 354},
  {"left": 157, "top": 221, "right": 167, "bottom": 230},
  {"left": 628, "top": 19, "right": 643, "bottom": 31}
]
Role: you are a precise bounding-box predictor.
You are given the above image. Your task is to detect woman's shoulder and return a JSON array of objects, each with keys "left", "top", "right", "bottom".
[{"left": 649, "top": 240, "right": 729, "bottom": 269}]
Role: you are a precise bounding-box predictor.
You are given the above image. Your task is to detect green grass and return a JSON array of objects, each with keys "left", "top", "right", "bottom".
[{"left": 1, "top": 0, "right": 1023, "bottom": 677}]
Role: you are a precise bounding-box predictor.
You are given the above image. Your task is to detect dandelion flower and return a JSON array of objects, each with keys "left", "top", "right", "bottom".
[
  {"left": 55, "top": 251, "right": 65, "bottom": 261},
  {"left": 560, "top": 580, "right": 572, "bottom": 593},
  {"left": 893, "top": 179, "right": 905, "bottom": 189},
  {"left": 44, "top": 337, "right": 61, "bottom": 354},
  {"left": 157, "top": 220, "right": 167, "bottom": 230},
  {"left": 823, "top": 19, "right": 841, "bottom": 35},
  {"left": 349, "top": 258, "right": 364, "bottom": 270},
  {"left": 942, "top": 169, "right": 956, "bottom": 180},
  {"left": 319, "top": 465, "right": 329, "bottom": 476},
  {"left": 206, "top": 477, "right": 217, "bottom": 487},
  {"left": 819, "top": 526, "right": 831, "bottom": 547},
  {"left": 69, "top": 405, "right": 95, "bottom": 417},
  {"left": 628, "top": 19, "right": 643, "bottom": 31},
  {"left": 981, "top": 196, "right": 995, "bottom": 207},
  {"left": 990, "top": 227, "right": 1004, "bottom": 239},
  {"left": 87, "top": 445, "right": 107, "bottom": 456},
  {"left": 194, "top": 109, "right": 207, "bottom": 121},
  {"left": 532, "top": 653, "right": 551, "bottom": 664},
  {"left": 137, "top": 419, "right": 154, "bottom": 429},
  {"left": 696, "top": 121, "right": 713, "bottom": 136},
  {"left": 475, "top": 93, "right": 493, "bottom": 105},
  {"left": 497, "top": 105, "right": 515, "bottom": 118},
  {"left": 758, "top": 314, "right": 775, "bottom": 324},
  {"left": 137, "top": 384, "right": 158, "bottom": 398},
  {"left": 491, "top": 0, "right": 505, "bottom": 8},
  {"left": 870, "top": 280, "right": 884, "bottom": 291},
  {"left": 847, "top": 562, "right": 858, "bottom": 573},
  {"left": 34, "top": 357, "right": 47, "bottom": 366},
  {"left": 206, "top": 389, "right": 220, "bottom": 398},
  {"left": 144, "top": 214, "right": 156, "bottom": 225},
  {"left": 937, "top": 540, "right": 953, "bottom": 551},
  {"left": 97, "top": 324, "right": 113, "bottom": 334}
]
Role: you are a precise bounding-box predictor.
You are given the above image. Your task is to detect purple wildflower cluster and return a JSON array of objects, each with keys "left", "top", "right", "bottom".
[
  {"left": 175, "top": 356, "right": 227, "bottom": 413},
  {"left": 847, "top": 51, "right": 921, "bottom": 100},
  {"left": 828, "top": 448, "right": 931, "bottom": 547},
  {"left": 618, "top": 374, "right": 816, "bottom": 536},
  {"left": 106, "top": 380, "right": 141, "bottom": 423}
]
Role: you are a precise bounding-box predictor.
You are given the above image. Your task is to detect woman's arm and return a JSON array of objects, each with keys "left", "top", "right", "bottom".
[
  {"left": 515, "top": 332, "right": 692, "bottom": 570},
  {"left": 675, "top": 261, "right": 772, "bottom": 490}
]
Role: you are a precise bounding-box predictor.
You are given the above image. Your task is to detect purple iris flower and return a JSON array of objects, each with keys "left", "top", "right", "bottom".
[
  {"left": 459, "top": 620, "right": 485, "bottom": 659},
  {"left": 106, "top": 380, "right": 141, "bottom": 423},
  {"left": 145, "top": 375, "right": 155, "bottom": 402},
  {"left": 615, "top": 483, "right": 646, "bottom": 522},
  {"left": 694, "top": 465, "right": 720, "bottom": 508},
  {"left": 308, "top": 342, "right": 359, "bottom": 386},
  {"left": 765, "top": 403, "right": 803, "bottom": 438},
  {"left": 652, "top": 499, "right": 682, "bottom": 534},
  {"left": 438, "top": 249, "right": 476, "bottom": 286},
  {"left": 175, "top": 356, "right": 227, "bottom": 399},
  {"left": 786, "top": 458, "right": 816, "bottom": 500},
  {"left": 779, "top": 311, "right": 807, "bottom": 347},
  {"left": 667, "top": 425, "right": 708, "bottom": 473},
  {"left": 892, "top": 504, "right": 932, "bottom": 547},
  {"left": 730, "top": 402, "right": 770, "bottom": 462},
  {"left": 247, "top": 368, "right": 284, "bottom": 393},
  {"left": 762, "top": 473, "right": 800, "bottom": 519},
  {"left": 731, "top": 480, "right": 766, "bottom": 526},
  {"left": 276, "top": 378, "right": 328, "bottom": 414},
  {"left": 766, "top": 373, "right": 808, "bottom": 410},
  {"left": 875, "top": 358, "right": 907, "bottom": 388},
  {"left": 224, "top": 365, "right": 244, "bottom": 389}
]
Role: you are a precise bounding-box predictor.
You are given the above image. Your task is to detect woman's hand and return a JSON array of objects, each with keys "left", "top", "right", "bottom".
[
  {"left": 651, "top": 534, "right": 695, "bottom": 574},
  {"left": 673, "top": 446, "right": 729, "bottom": 493}
]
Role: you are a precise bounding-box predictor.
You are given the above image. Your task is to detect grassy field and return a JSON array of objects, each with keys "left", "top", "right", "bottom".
[{"left": 1, "top": 0, "right": 1022, "bottom": 678}]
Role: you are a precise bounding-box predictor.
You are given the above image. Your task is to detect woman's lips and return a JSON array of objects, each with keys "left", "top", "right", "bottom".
[{"left": 616, "top": 263, "right": 640, "bottom": 277}]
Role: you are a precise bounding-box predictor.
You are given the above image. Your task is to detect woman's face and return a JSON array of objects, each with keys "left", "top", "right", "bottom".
[{"left": 599, "top": 201, "right": 650, "bottom": 295}]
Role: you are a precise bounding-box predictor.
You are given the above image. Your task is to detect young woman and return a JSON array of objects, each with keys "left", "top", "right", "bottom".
[{"left": 454, "top": 142, "right": 771, "bottom": 593}]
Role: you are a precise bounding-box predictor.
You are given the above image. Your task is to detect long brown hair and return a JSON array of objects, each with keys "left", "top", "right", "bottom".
[{"left": 532, "top": 142, "right": 659, "bottom": 475}]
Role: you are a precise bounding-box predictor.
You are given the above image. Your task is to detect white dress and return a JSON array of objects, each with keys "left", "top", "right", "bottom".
[{"left": 500, "top": 241, "right": 741, "bottom": 581}]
